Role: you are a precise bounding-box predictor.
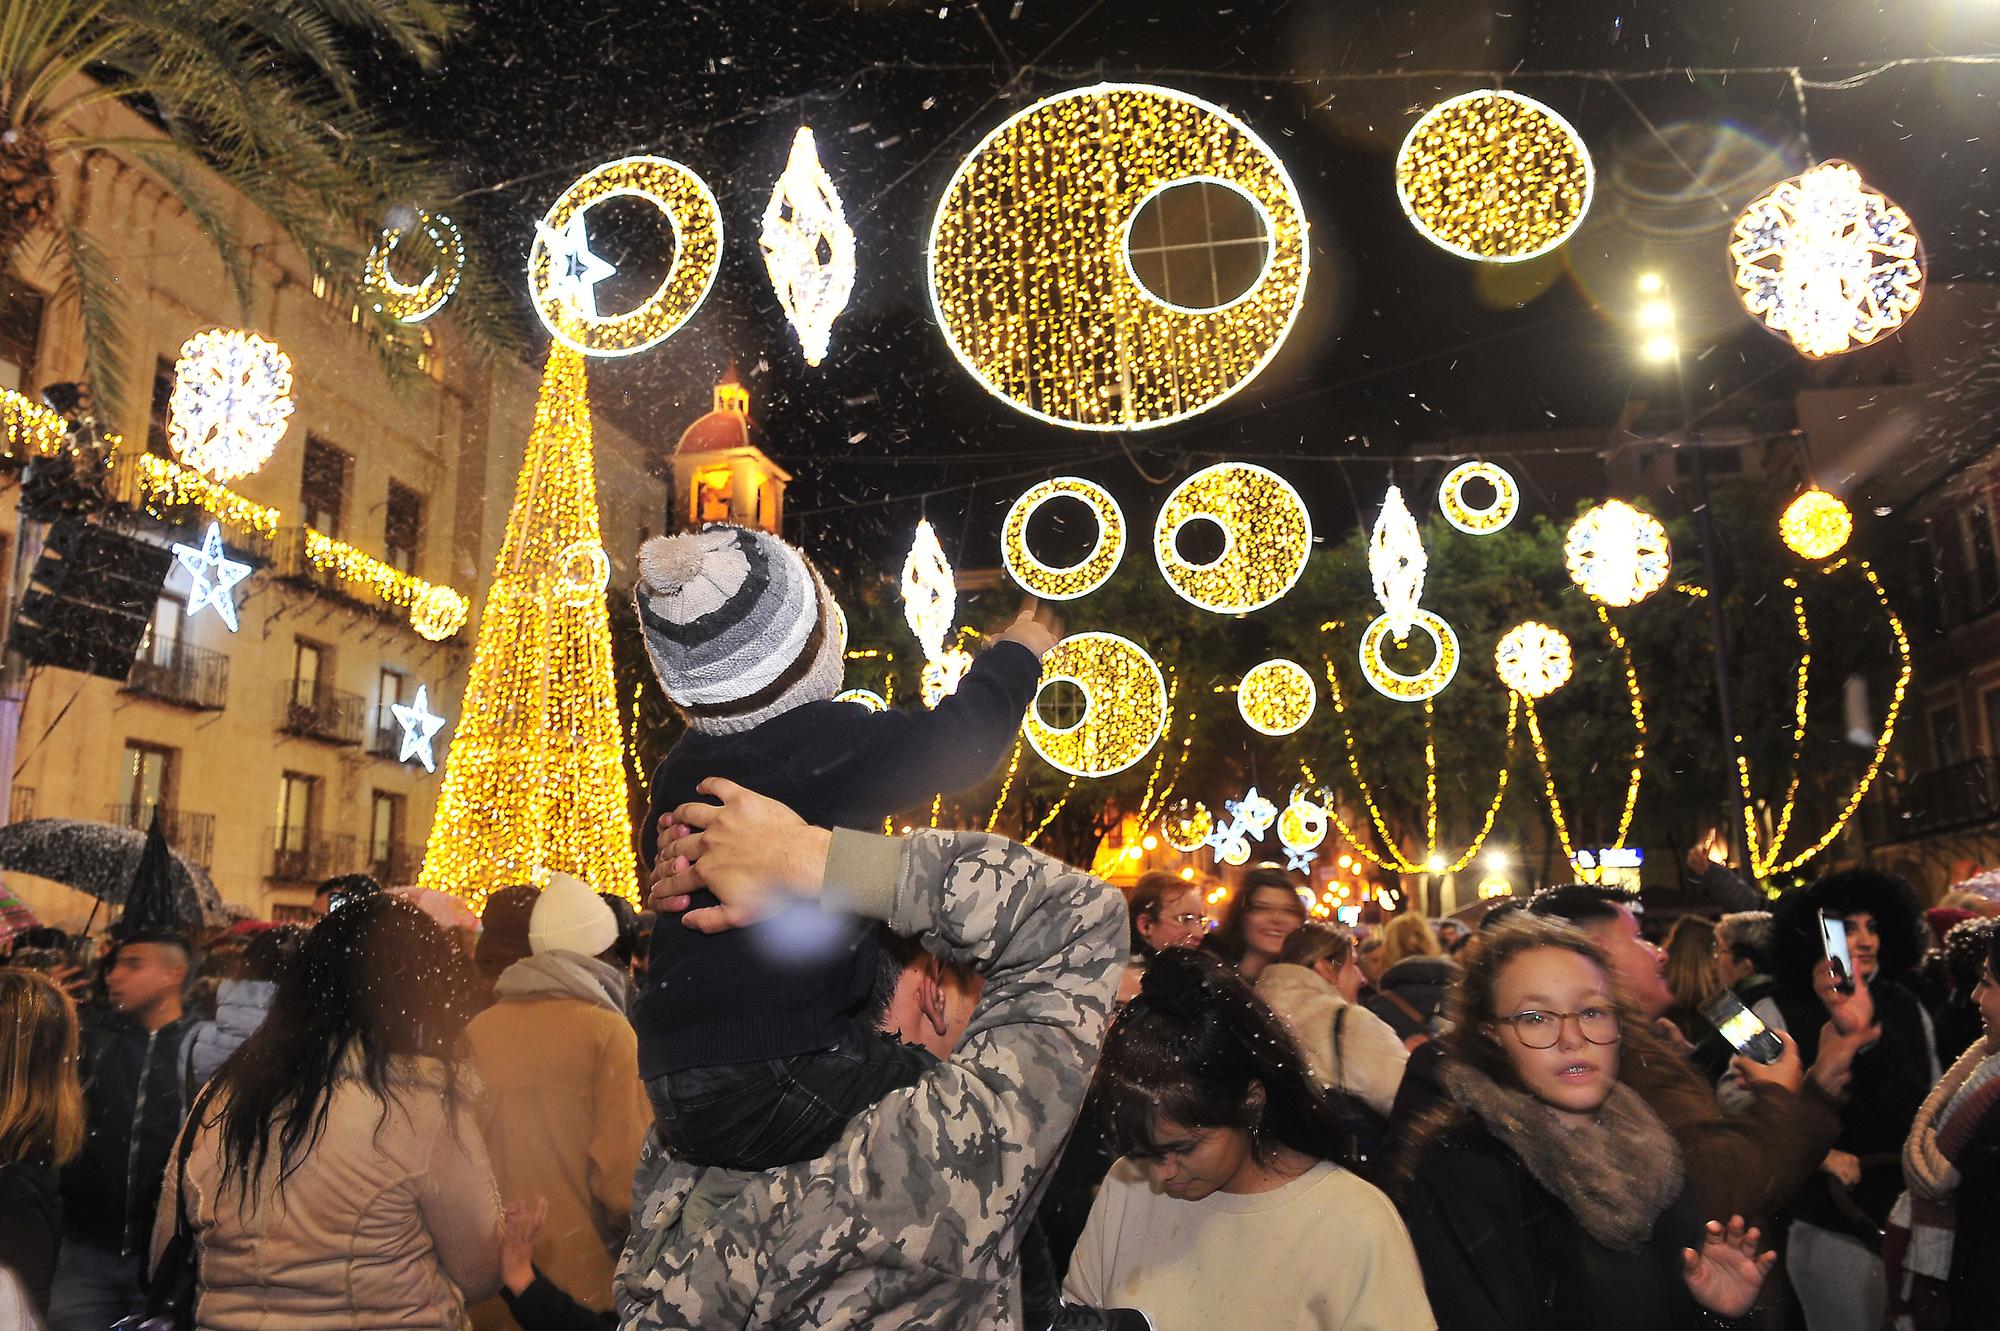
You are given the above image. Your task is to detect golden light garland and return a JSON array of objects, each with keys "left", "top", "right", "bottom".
[
  {"left": 1023, "top": 631, "right": 1169, "bottom": 778},
  {"left": 1565, "top": 499, "right": 1671, "bottom": 607},
  {"left": 1728, "top": 160, "right": 1924, "bottom": 360},
  {"left": 1780, "top": 488, "right": 1854, "bottom": 561},
  {"left": 1359, "top": 609, "right": 1460, "bottom": 703},
  {"left": 1395, "top": 89, "right": 1594, "bottom": 263},
  {"left": 1001, "top": 476, "right": 1126, "bottom": 601},
  {"left": 1024, "top": 776, "right": 1079, "bottom": 848},
  {"left": 1494, "top": 621, "right": 1573, "bottom": 699},
  {"left": 927, "top": 82, "right": 1309, "bottom": 430},
  {"left": 984, "top": 737, "right": 1024, "bottom": 833},
  {"left": 132, "top": 455, "right": 281, "bottom": 540},
  {"left": 1519, "top": 604, "right": 1648, "bottom": 870},
  {"left": 1238, "top": 658, "right": 1316, "bottom": 736},
  {"left": 1438, "top": 460, "right": 1520, "bottom": 535},
  {"left": 303, "top": 530, "right": 471, "bottom": 641},
  {"left": 760, "top": 126, "right": 856, "bottom": 367},
  {"left": 168, "top": 328, "right": 295, "bottom": 482},
  {"left": 0, "top": 388, "right": 68, "bottom": 458},
  {"left": 1153, "top": 462, "right": 1312, "bottom": 613},
  {"left": 363, "top": 211, "right": 466, "bottom": 324}
]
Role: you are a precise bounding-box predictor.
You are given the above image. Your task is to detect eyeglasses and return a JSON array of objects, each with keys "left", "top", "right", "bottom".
[
  {"left": 1501, "top": 1007, "right": 1622, "bottom": 1049},
  {"left": 1168, "top": 912, "right": 1210, "bottom": 927}
]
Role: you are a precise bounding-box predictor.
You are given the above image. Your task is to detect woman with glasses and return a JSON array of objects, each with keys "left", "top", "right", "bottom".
[
  {"left": 1206, "top": 866, "right": 1307, "bottom": 983},
  {"left": 1397, "top": 915, "right": 1775, "bottom": 1330}
]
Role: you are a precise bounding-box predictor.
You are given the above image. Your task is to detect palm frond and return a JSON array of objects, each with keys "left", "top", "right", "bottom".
[
  {"left": 42, "top": 215, "right": 129, "bottom": 420},
  {"left": 115, "top": 140, "right": 254, "bottom": 315}
]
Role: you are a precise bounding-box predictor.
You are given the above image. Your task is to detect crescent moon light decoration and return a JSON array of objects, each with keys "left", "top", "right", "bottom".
[
  {"left": 1153, "top": 462, "right": 1312, "bottom": 613},
  {"left": 363, "top": 212, "right": 466, "bottom": 324},
  {"left": 1023, "top": 631, "right": 1169, "bottom": 778}
]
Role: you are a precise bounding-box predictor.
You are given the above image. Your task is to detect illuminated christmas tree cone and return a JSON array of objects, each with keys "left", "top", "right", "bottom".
[{"left": 418, "top": 345, "right": 639, "bottom": 909}]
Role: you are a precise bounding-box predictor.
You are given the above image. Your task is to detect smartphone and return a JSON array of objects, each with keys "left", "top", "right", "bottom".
[
  {"left": 1701, "top": 989, "right": 1785, "bottom": 1065},
  {"left": 1819, "top": 910, "right": 1855, "bottom": 994}
]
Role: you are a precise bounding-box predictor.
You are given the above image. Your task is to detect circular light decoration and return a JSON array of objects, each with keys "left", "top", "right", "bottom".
[
  {"left": 835, "top": 688, "right": 888, "bottom": 712},
  {"left": 1237, "top": 658, "right": 1316, "bottom": 736},
  {"left": 409, "top": 585, "right": 470, "bottom": 642},
  {"left": 528, "top": 155, "right": 723, "bottom": 357},
  {"left": 1162, "top": 799, "right": 1213, "bottom": 853},
  {"left": 1023, "top": 631, "right": 1169, "bottom": 778},
  {"left": 1438, "top": 460, "right": 1520, "bottom": 535},
  {"left": 1565, "top": 500, "right": 1672, "bottom": 607},
  {"left": 551, "top": 540, "right": 610, "bottom": 607},
  {"left": 1217, "top": 836, "right": 1253, "bottom": 867},
  {"left": 167, "top": 329, "right": 295, "bottom": 483},
  {"left": 1395, "top": 89, "right": 1594, "bottom": 263},
  {"left": 1276, "top": 797, "right": 1329, "bottom": 853},
  {"left": 1494, "top": 621, "right": 1574, "bottom": 699},
  {"left": 927, "top": 82, "right": 1309, "bottom": 430},
  {"left": 363, "top": 212, "right": 466, "bottom": 324},
  {"left": 1001, "top": 477, "right": 1126, "bottom": 601},
  {"left": 1728, "top": 160, "right": 1924, "bottom": 360},
  {"left": 1359, "top": 609, "right": 1461, "bottom": 703},
  {"left": 1779, "top": 488, "right": 1854, "bottom": 560},
  {"left": 1154, "top": 463, "right": 1312, "bottom": 613}
]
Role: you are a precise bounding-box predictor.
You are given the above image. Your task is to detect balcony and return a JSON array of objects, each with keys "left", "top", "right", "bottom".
[
  {"left": 269, "top": 829, "right": 357, "bottom": 883},
  {"left": 123, "top": 641, "right": 229, "bottom": 711},
  {"left": 367, "top": 841, "right": 424, "bottom": 886},
  {"left": 276, "top": 684, "right": 366, "bottom": 746},
  {"left": 104, "top": 804, "right": 216, "bottom": 867},
  {"left": 1863, "top": 757, "right": 2000, "bottom": 845}
]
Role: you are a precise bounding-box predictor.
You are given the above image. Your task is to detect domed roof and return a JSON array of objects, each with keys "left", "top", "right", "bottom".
[{"left": 676, "top": 367, "right": 754, "bottom": 456}]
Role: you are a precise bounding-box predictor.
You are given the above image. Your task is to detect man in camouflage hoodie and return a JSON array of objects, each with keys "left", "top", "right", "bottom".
[{"left": 617, "top": 779, "right": 1124, "bottom": 1329}]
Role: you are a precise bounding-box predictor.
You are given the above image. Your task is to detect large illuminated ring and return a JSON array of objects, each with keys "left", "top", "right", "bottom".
[
  {"left": 364, "top": 212, "right": 465, "bottom": 324},
  {"left": 528, "top": 156, "right": 723, "bottom": 357},
  {"left": 1494, "top": 621, "right": 1573, "bottom": 699},
  {"left": 1277, "top": 798, "right": 1329, "bottom": 852},
  {"left": 551, "top": 540, "right": 611, "bottom": 607},
  {"left": 927, "top": 82, "right": 1309, "bottom": 430},
  {"left": 1162, "top": 799, "right": 1213, "bottom": 852},
  {"left": 1438, "top": 461, "right": 1519, "bottom": 535},
  {"left": 1396, "top": 89, "right": 1594, "bottom": 264},
  {"left": 1359, "top": 610, "right": 1461, "bottom": 702},
  {"left": 1154, "top": 462, "right": 1312, "bottom": 613},
  {"left": 1002, "top": 477, "right": 1126, "bottom": 601},
  {"left": 1023, "top": 632, "right": 1169, "bottom": 778},
  {"left": 835, "top": 688, "right": 888, "bottom": 712},
  {"left": 1238, "top": 658, "right": 1316, "bottom": 736},
  {"left": 1565, "top": 500, "right": 1671, "bottom": 607}
]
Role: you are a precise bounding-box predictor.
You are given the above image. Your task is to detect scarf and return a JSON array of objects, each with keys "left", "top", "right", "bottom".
[
  {"left": 1446, "top": 1060, "right": 1684, "bottom": 1251},
  {"left": 493, "top": 949, "right": 630, "bottom": 1014},
  {"left": 1886, "top": 1042, "right": 2000, "bottom": 1331}
]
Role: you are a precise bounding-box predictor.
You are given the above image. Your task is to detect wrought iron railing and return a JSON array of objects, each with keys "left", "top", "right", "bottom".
[
  {"left": 123, "top": 640, "right": 229, "bottom": 711},
  {"left": 275, "top": 683, "right": 366, "bottom": 746},
  {"left": 367, "top": 842, "right": 424, "bottom": 886},
  {"left": 268, "top": 829, "right": 358, "bottom": 883},
  {"left": 1862, "top": 757, "right": 2000, "bottom": 845},
  {"left": 104, "top": 804, "right": 216, "bottom": 867}
]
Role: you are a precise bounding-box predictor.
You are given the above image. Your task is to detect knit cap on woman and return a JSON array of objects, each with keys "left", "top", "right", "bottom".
[{"left": 631, "top": 525, "right": 846, "bottom": 735}]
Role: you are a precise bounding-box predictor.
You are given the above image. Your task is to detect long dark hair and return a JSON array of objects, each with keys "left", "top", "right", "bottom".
[
  {"left": 1205, "top": 865, "right": 1304, "bottom": 966},
  {"left": 1094, "top": 947, "right": 1352, "bottom": 1168},
  {"left": 211, "top": 894, "right": 473, "bottom": 1199}
]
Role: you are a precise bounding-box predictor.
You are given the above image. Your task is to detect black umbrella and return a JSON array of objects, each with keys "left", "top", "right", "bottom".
[{"left": 0, "top": 817, "right": 224, "bottom": 926}]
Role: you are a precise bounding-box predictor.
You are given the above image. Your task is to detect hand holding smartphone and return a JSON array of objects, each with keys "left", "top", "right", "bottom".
[
  {"left": 1701, "top": 988, "right": 1785, "bottom": 1065},
  {"left": 1819, "top": 911, "right": 1855, "bottom": 995}
]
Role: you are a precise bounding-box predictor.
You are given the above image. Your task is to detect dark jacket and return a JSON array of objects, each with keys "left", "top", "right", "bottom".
[
  {"left": 1947, "top": 1090, "right": 2000, "bottom": 1331},
  {"left": 0, "top": 1159, "right": 61, "bottom": 1315},
  {"left": 60, "top": 1010, "right": 192, "bottom": 1256},
  {"left": 1363, "top": 955, "right": 1458, "bottom": 1042},
  {"left": 636, "top": 642, "right": 1039, "bottom": 1074},
  {"left": 502, "top": 1270, "right": 617, "bottom": 1330}
]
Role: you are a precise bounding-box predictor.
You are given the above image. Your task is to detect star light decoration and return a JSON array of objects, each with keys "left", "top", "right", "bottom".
[
  {"left": 1728, "top": 160, "right": 1924, "bottom": 359},
  {"left": 1779, "top": 488, "right": 1854, "bottom": 560},
  {"left": 363, "top": 211, "right": 466, "bottom": 324},
  {"left": 1022, "top": 632, "right": 1169, "bottom": 778},
  {"left": 1238, "top": 658, "right": 1316, "bottom": 736},
  {"left": 1002, "top": 476, "right": 1126, "bottom": 601},
  {"left": 1395, "top": 89, "right": 1595, "bottom": 263},
  {"left": 1360, "top": 486, "right": 1459, "bottom": 702},
  {"left": 391, "top": 684, "right": 449, "bottom": 773},
  {"left": 167, "top": 329, "right": 295, "bottom": 483},
  {"left": 760, "top": 127, "right": 856, "bottom": 367},
  {"left": 1494, "top": 621, "right": 1574, "bottom": 699},
  {"left": 172, "top": 522, "right": 251, "bottom": 632},
  {"left": 1565, "top": 500, "right": 1671, "bottom": 607},
  {"left": 1153, "top": 462, "right": 1312, "bottom": 613},
  {"left": 1438, "top": 460, "right": 1519, "bottom": 535}
]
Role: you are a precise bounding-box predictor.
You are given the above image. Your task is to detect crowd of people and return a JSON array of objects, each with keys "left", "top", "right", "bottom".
[{"left": 1, "top": 522, "right": 1998, "bottom": 1330}]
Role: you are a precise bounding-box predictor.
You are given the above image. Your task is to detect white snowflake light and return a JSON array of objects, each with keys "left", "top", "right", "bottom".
[
  {"left": 761, "top": 127, "right": 856, "bottom": 367},
  {"left": 1565, "top": 500, "right": 1671, "bottom": 607},
  {"left": 1729, "top": 160, "right": 1924, "bottom": 359},
  {"left": 1369, "top": 485, "right": 1427, "bottom": 637},
  {"left": 391, "top": 684, "right": 449, "bottom": 773},
  {"left": 920, "top": 647, "right": 973, "bottom": 710},
  {"left": 1494, "top": 621, "right": 1574, "bottom": 699},
  {"left": 168, "top": 329, "right": 295, "bottom": 483},
  {"left": 1226, "top": 786, "right": 1279, "bottom": 837},
  {"left": 901, "top": 519, "right": 955, "bottom": 663},
  {"left": 1438, "top": 461, "right": 1519, "bottom": 535},
  {"left": 172, "top": 522, "right": 251, "bottom": 633},
  {"left": 363, "top": 212, "right": 466, "bottom": 324}
]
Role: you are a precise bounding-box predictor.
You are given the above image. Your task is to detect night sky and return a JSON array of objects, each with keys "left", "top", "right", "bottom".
[{"left": 368, "top": 0, "right": 2000, "bottom": 575}]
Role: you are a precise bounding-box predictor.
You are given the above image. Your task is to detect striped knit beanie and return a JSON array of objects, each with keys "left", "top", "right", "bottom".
[{"left": 632, "top": 524, "right": 846, "bottom": 735}]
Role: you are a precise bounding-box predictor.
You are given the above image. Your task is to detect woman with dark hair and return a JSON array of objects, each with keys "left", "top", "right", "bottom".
[
  {"left": 0, "top": 970, "right": 85, "bottom": 1319},
  {"left": 151, "top": 893, "right": 503, "bottom": 1329},
  {"left": 1128, "top": 870, "right": 1209, "bottom": 957},
  {"left": 1062, "top": 948, "right": 1433, "bottom": 1329},
  {"left": 1760, "top": 870, "right": 1938, "bottom": 1331},
  {"left": 1399, "top": 915, "right": 1775, "bottom": 1330},
  {"left": 1204, "top": 865, "right": 1305, "bottom": 982}
]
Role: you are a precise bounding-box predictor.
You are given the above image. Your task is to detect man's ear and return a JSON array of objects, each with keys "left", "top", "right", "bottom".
[
  {"left": 1242, "top": 1079, "right": 1267, "bottom": 1116},
  {"left": 917, "top": 954, "right": 950, "bottom": 1037}
]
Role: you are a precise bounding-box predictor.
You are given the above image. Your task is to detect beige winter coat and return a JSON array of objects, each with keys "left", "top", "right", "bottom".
[
  {"left": 1257, "top": 962, "right": 1410, "bottom": 1117},
  {"left": 152, "top": 1055, "right": 503, "bottom": 1331}
]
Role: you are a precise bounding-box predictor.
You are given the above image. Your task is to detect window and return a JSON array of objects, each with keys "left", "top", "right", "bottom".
[
  {"left": 1962, "top": 497, "right": 2000, "bottom": 610},
  {"left": 146, "top": 357, "right": 176, "bottom": 458},
  {"left": 135, "top": 596, "right": 185, "bottom": 669},
  {"left": 122, "top": 742, "right": 175, "bottom": 817},
  {"left": 301, "top": 436, "right": 350, "bottom": 535},
  {"left": 369, "top": 791, "right": 404, "bottom": 870},
  {"left": 693, "top": 466, "right": 732, "bottom": 525},
  {"left": 0, "top": 273, "right": 44, "bottom": 390},
  {"left": 291, "top": 640, "right": 323, "bottom": 710},
  {"left": 1933, "top": 704, "right": 1966, "bottom": 770},
  {"left": 385, "top": 481, "right": 423, "bottom": 574},
  {"left": 275, "top": 771, "right": 317, "bottom": 854},
  {"left": 374, "top": 667, "right": 404, "bottom": 750}
]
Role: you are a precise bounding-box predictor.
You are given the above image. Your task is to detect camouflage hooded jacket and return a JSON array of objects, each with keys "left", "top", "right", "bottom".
[{"left": 616, "top": 827, "right": 1124, "bottom": 1329}]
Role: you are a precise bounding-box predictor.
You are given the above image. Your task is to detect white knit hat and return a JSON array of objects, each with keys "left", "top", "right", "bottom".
[{"left": 529, "top": 872, "right": 618, "bottom": 957}]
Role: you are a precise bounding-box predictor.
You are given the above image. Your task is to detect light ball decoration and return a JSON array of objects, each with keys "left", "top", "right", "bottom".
[
  {"left": 409, "top": 584, "right": 471, "bottom": 642},
  {"left": 1237, "top": 658, "right": 1316, "bottom": 736},
  {"left": 363, "top": 211, "right": 466, "bottom": 324},
  {"left": 1565, "top": 500, "right": 1672, "bottom": 607},
  {"left": 1395, "top": 89, "right": 1594, "bottom": 263},
  {"left": 1162, "top": 799, "right": 1213, "bottom": 853},
  {"left": 835, "top": 688, "right": 889, "bottom": 712},
  {"left": 1023, "top": 631, "right": 1169, "bottom": 778},
  {"left": 1276, "top": 797, "right": 1329, "bottom": 853},
  {"left": 1001, "top": 476, "right": 1126, "bottom": 601},
  {"left": 528, "top": 155, "right": 723, "bottom": 358},
  {"left": 1494, "top": 621, "right": 1574, "bottom": 699},
  {"left": 926, "top": 82, "right": 1309, "bottom": 430},
  {"left": 167, "top": 329, "right": 295, "bottom": 483},
  {"left": 1728, "top": 160, "right": 1924, "bottom": 359},
  {"left": 1359, "top": 609, "right": 1461, "bottom": 703},
  {"left": 1779, "top": 488, "right": 1855, "bottom": 560},
  {"left": 760, "top": 126, "right": 855, "bottom": 367},
  {"left": 1154, "top": 462, "right": 1312, "bottom": 613},
  {"left": 1438, "top": 460, "right": 1520, "bottom": 535}
]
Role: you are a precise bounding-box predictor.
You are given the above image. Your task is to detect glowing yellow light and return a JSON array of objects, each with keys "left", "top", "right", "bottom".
[
  {"left": 528, "top": 156, "right": 723, "bottom": 358},
  {"left": 1142, "top": 834, "right": 1159, "bottom": 851},
  {"left": 761, "top": 127, "right": 855, "bottom": 367},
  {"left": 920, "top": 647, "right": 974, "bottom": 709},
  {"left": 1637, "top": 301, "right": 1674, "bottom": 330},
  {"left": 1485, "top": 849, "right": 1510, "bottom": 871},
  {"left": 1565, "top": 500, "right": 1671, "bottom": 607},
  {"left": 1123, "top": 844, "right": 1144, "bottom": 861},
  {"left": 1426, "top": 853, "right": 1447, "bottom": 873},
  {"left": 1780, "top": 488, "right": 1854, "bottom": 560},
  {"left": 1238, "top": 658, "right": 1316, "bottom": 736},
  {"left": 1, "top": 388, "right": 71, "bottom": 459},
  {"left": 1163, "top": 799, "right": 1214, "bottom": 852},
  {"left": 1024, "top": 631, "right": 1169, "bottom": 778},
  {"left": 408, "top": 585, "right": 470, "bottom": 642},
  {"left": 1642, "top": 336, "right": 1678, "bottom": 363},
  {"left": 1437, "top": 461, "right": 1519, "bottom": 535},
  {"left": 1395, "top": 89, "right": 1594, "bottom": 263},
  {"left": 835, "top": 688, "right": 888, "bottom": 712},
  {"left": 1729, "top": 160, "right": 1924, "bottom": 359},
  {"left": 1494, "top": 620, "right": 1573, "bottom": 699},
  {"left": 1179, "top": 867, "right": 1195, "bottom": 881},
  {"left": 418, "top": 346, "right": 639, "bottom": 909},
  {"left": 363, "top": 212, "right": 465, "bottom": 324},
  {"left": 1521, "top": 605, "right": 1647, "bottom": 868},
  {"left": 1637, "top": 272, "right": 1665, "bottom": 295},
  {"left": 927, "top": 82, "right": 1309, "bottom": 430},
  {"left": 1154, "top": 462, "right": 1312, "bottom": 613},
  {"left": 1359, "top": 609, "right": 1460, "bottom": 703},
  {"left": 1277, "top": 798, "right": 1329, "bottom": 852},
  {"left": 1337, "top": 853, "right": 1352, "bottom": 869},
  {"left": 169, "top": 329, "right": 294, "bottom": 482},
  {"left": 1002, "top": 476, "right": 1126, "bottom": 600}
]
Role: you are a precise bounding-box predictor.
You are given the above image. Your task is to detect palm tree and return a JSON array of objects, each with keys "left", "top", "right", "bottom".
[{"left": 0, "top": 0, "right": 511, "bottom": 419}]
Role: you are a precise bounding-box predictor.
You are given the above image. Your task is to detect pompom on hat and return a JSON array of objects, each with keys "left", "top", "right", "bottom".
[
  {"left": 529, "top": 871, "right": 619, "bottom": 958},
  {"left": 631, "top": 523, "right": 845, "bottom": 734}
]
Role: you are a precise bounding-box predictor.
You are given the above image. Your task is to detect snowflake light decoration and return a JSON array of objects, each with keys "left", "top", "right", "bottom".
[
  {"left": 363, "top": 212, "right": 465, "bottom": 324},
  {"left": 1729, "top": 160, "right": 1924, "bottom": 359},
  {"left": 1494, "top": 621, "right": 1574, "bottom": 699},
  {"left": 391, "top": 684, "right": 450, "bottom": 773},
  {"left": 172, "top": 522, "right": 251, "bottom": 632},
  {"left": 1369, "top": 485, "right": 1427, "bottom": 637},
  {"left": 1225, "top": 786, "right": 1279, "bottom": 837},
  {"left": 1022, "top": 632, "right": 1168, "bottom": 778},
  {"left": 1002, "top": 476, "right": 1126, "bottom": 601},
  {"left": 1238, "top": 658, "right": 1316, "bottom": 736},
  {"left": 761, "top": 127, "right": 856, "bottom": 367},
  {"left": 1438, "top": 460, "right": 1519, "bottom": 535},
  {"left": 1204, "top": 813, "right": 1254, "bottom": 867},
  {"left": 901, "top": 520, "right": 955, "bottom": 663},
  {"left": 1396, "top": 89, "right": 1594, "bottom": 263},
  {"left": 1153, "top": 462, "right": 1312, "bottom": 613},
  {"left": 1565, "top": 500, "right": 1671, "bottom": 607},
  {"left": 1779, "top": 488, "right": 1854, "bottom": 560},
  {"left": 167, "top": 329, "right": 295, "bottom": 483}
]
